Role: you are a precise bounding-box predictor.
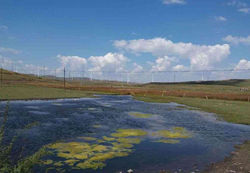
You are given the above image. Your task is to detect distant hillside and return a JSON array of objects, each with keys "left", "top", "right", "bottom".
[
  {"left": 0, "top": 69, "right": 44, "bottom": 81},
  {"left": 1, "top": 68, "right": 249, "bottom": 87},
  {"left": 147, "top": 79, "right": 250, "bottom": 87},
  {"left": 0, "top": 69, "right": 129, "bottom": 86},
  {"left": 0, "top": 69, "right": 91, "bottom": 82}
]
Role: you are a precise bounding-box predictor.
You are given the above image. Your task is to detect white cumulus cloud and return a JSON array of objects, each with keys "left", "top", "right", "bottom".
[
  {"left": 227, "top": 0, "right": 247, "bottom": 8},
  {"left": 0, "top": 47, "right": 20, "bottom": 54},
  {"left": 88, "top": 52, "right": 128, "bottom": 72},
  {"left": 131, "top": 63, "right": 143, "bottom": 73},
  {"left": 172, "top": 64, "right": 186, "bottom": 71},
  {"left": 227, "top": 0, "right": 249, "bottom": 14},
  {"left": 215, "top": 16, "right": 227, "bottom": 22},
  {"left": 114, "top": 38, "right": 230, "bottom": 70},
  {"left": 57, "top": 55, "right": 87, "bottom": 71},
  {"left": 151, "top": 56, "right": 176, "bottom": 72},
  {"left": 235, "top": 59, "right": 250, "bottom": 70},
  {"left": 162, "top": 0, "right": 186, "bottom": 5},
  {"left": 223, "top": 35, "right": 250, "bottom": 45},
  {"left": 0, "top": 55, "right": 46, "bottom": 74},
  {"left": 238, "top": 8, "right": 250, "bottom": 13}
]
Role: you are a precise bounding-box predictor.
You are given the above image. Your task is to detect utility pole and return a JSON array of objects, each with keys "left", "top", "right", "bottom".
[
  {"left": 43, "top": 66, "right": 45, "bottom": 77},
  {"left": 173, "top": 72, "right": 176, "bottom": 83},
  {"left": 126, "top": 72, "right": 130, "bottom": 84},
  {"left": 11, "top": 62, "right": 14, "bottom": 72},
  {"left": 37, "top": 67, "right": 40, "bottom": 77},
  {"left": 81, "top": 70, "right": 83, "bottom": 86},
  {"left": 0, "top": 57, "right": 3, "bottom": 87},
  {"left": 64, "top": 68, "right": 66, "bottom": 89},
  {"left": 151, "top": 72, "right": 154, "bottom": 83},
  {"left": 0, "top": 68, "right": 3, "bottom": 88},
  {"left": 82, "top": 66, "right": 85, "bottom": 86}
]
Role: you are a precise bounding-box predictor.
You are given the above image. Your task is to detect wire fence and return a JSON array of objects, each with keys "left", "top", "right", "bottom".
[{"left": 1, "top": 64, "right": 250, "bottom": 84}]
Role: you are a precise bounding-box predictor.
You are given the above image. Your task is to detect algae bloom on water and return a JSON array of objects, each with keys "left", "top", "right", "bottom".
[
  {"left": 43, "top": 129, "right": 146, "bottom": 171},
  {"left": 42, "top": 127, "right": 190, "bottom": 171},
  {"left": 129, "top": 112, "right": 154, "bottom": 118},
  {"left": 152, "top": 127, "right": 191, "bottom": 139},
  {"left": 78, "top": 136, "right": 97, "bottom": 141},
  {"left": 93, "top": 124, "right": 102, "bottom": 128},
  {"left": 153, "top": 139, "right": 180, "bottom": 144},
  {"left": 111, "top": 129, "right": 148, "bottom": 137},
  {"left": 45, "top": 141, "right": 133, "bottom": 170}
]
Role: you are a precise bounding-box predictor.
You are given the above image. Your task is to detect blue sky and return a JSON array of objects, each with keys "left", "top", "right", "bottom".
[{"left": 0, "top": 0, "right": 250, "bottom": 81}]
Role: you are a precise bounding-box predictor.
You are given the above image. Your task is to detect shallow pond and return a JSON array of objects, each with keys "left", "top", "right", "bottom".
[{"left": 1, "top": 95, "right": 250, "bottom": 173}]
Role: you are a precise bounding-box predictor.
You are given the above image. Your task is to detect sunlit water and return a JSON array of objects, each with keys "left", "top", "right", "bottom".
[{"left": 1, "top": 95, "right": 250, "bottom": 173}]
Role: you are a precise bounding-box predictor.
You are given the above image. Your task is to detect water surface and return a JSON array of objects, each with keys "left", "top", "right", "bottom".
[{"left": 1, "top": 95, "right": 250, "bottom": 173}]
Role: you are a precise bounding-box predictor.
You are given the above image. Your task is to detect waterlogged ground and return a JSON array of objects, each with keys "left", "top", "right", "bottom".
[{"left": 1, "top": 95, "right": 250, "bottom": 173}]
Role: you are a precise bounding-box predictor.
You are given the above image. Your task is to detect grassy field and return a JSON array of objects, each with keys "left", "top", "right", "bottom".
[
  {"left": 135, "top": 95, "right": 250, "bottom": 125},
  {"left": 0, "top": 85, "right": 94, "bottom": 100},
  {"left": 142, "top": 80, "right": 250, "bottom": 94}
]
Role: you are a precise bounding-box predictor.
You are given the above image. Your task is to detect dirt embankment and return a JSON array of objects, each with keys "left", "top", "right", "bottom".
[{"left": 204, "top": 141, "right": 250, "bottom": 173}]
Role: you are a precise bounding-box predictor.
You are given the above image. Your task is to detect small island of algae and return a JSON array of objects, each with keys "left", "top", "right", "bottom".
[{"left": 129, "top": 112, "right": 154, "bottom": 118}]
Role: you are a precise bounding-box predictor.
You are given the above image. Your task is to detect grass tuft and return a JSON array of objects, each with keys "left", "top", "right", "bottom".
[{"left": 0, "top": 103, "right": 48, "bottom": 173}]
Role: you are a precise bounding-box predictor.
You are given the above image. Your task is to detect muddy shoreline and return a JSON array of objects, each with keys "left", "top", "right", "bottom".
[{"left": 203, "top": 141, "right": 250, "bottom": 173}]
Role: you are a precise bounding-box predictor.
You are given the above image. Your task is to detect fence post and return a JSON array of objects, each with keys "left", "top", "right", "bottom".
[
  {"left": 83, "top": 70, "right": 85, "bottom": 85},
  {"left": 64, "top": 68, "right": 66, "bottom": 89},
  {"left": 0, "top": 68, "right": 3, "bottom": 88}
]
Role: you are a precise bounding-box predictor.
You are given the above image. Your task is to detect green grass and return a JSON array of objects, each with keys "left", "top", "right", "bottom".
[
  {"left": 0, "top": 103, "right": 48, "bottom": 173},
  {"left": 146, "top": 79, "right": 250, "bottom": 87},
  {"left": 0, "top": 85, "right": 94, "bottom": 100},
  {"left": 142, "top": 82, "right": 250, "bottom": 94},
  {"left": 135, "top": 95, "right": 250, "bottom": 125}
]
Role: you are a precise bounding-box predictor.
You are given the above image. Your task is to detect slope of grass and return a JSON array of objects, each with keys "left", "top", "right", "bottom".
[
  {"left": 142, "top": 82, "right": 250, "bottom": 94},
  {"left": 0, "top": 85, "right": 93, "bottom": 100},
  {"left": 1, "top": 69, "right": 47, "bottom": 82},
  {"left": 135, "top": 95, "right": 250, "bottom": 125}
]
